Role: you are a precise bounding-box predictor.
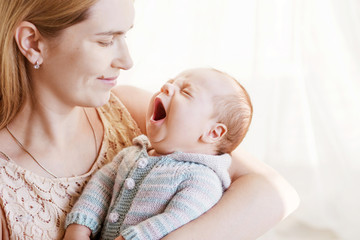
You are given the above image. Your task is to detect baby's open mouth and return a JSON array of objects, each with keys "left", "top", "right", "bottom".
[{"left": 152, "top": 98, "right": 166, "bottom": 121}]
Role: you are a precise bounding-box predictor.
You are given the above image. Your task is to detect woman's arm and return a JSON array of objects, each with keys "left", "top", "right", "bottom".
[
  {"left": 113, "top": 85, "right": 300, "bottom": 239},
  {"left": 164, "top": 148, "right": 300, "bottom": 240}
]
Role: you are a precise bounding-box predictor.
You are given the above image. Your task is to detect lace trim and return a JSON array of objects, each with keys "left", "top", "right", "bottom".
[{"left": 0, "top": 93, "right": 141, "bottom": 239}]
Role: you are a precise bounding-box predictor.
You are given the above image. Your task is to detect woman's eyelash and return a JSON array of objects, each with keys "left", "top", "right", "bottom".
[
  {"left": 98, "top": 41, "right": 114, "bottom": 47},
  {"left": 97, "top": 34, "right": 127, "bottom": 47}
]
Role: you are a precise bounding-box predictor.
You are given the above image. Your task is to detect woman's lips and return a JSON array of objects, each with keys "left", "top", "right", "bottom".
[{"left": 97, "top": 76, "right": 118, "bottom": 85}]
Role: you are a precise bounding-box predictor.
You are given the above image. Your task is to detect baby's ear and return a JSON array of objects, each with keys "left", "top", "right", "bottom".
[{"left": 201, "top": 123, "right": 228, "bottom": 144}]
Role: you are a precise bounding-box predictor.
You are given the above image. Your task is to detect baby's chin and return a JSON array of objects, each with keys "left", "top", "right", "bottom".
[
  {"left": 150, "top": 141, "right": 176, "bottom": 155},
  {"left": 146, "top": 130, "right": 165, "bottom": 144}
]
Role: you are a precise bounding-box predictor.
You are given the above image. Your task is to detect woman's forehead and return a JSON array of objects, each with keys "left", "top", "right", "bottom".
[{"left": 84, "top": 0, "right": 135, "bottom": 34}]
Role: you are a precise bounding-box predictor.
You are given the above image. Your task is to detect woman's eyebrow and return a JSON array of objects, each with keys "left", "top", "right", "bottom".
[
  {"left": 95, "top": 25, "right": 134, "bottom": 36},
  {"left": 95, "top": 31, "right": 125, "bottom": 36}
]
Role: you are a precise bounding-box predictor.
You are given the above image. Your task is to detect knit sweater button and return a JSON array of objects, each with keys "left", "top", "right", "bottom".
[
  {"left": 124, "top": 178, "right": 135, "bottom": 190},
  {"left": 137, "top": 157, "right": 148, "bottom": 169},
  {"left": 108, "top": 212, "right": 119, "bottom": 223}
]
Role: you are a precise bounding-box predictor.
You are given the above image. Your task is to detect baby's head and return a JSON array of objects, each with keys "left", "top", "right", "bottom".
[
  {"left": 209, "top": 69, "right": 253, "bottom": 154},
  {"left": 146, "top": 68, "right": 252, "bottom": 155}
]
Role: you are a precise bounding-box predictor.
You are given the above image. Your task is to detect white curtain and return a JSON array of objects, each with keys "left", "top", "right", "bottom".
[{"left": 121, "top": 1, "right": 360, "bottom": 239}]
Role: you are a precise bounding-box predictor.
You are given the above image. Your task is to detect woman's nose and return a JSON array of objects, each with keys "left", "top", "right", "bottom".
[
  {"left": 161, "top": 83, "right": 175, "bottom": 96},
  {"left": 111, "top": 39, "right": 133, "bottom": 70}
]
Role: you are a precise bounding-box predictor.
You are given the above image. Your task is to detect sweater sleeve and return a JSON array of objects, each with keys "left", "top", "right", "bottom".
[
  {"left": 65, "top": 149, "right": 128, "bottom": 236},
  {"left": 121, "top": 165, "right": 223, "bottom": 240}
]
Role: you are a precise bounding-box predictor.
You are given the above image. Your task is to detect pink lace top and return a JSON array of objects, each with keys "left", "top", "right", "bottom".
[{"left": 0, "top": 94, "right": 141, "bottom": 239}]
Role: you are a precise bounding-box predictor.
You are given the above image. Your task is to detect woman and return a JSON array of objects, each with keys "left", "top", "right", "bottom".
[{"left": 0, "top": 0, "right": 299, "bottom": 239}]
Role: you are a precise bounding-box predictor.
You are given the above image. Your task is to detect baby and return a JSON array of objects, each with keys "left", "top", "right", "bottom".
[{"left": 64, "top": 68, "right": 253, "bottom": 240}]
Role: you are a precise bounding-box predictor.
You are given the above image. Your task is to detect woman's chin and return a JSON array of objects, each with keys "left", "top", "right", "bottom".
[
  {"left": 101, "top": 91, "right": 112, "bottom": 105},
  {"left": 89, "top": 91, "right": 111, "bottom": 107}
]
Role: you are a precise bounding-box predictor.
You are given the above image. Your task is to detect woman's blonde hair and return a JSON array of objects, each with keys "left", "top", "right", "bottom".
[{"left": 0, "top": 0, "right": 98, "bottom": 129}]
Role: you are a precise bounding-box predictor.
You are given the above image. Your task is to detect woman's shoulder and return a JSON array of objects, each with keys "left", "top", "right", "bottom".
[
  {"left": 111, "top": 85, "right": 153, "bottom": 134},
  {"left": 97, "top": 92, "right": 142, "bottom": 163},
  {"left": 99, "top": 92, "right": 141, "bottom": 135}
]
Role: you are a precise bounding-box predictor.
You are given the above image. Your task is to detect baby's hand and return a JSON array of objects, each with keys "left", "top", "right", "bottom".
[
  {"left": 63, "top": 224, "right": 91, "bottom": 240},
  {"left": 114, "top": 236, "right": 125, "bottom": 240}
]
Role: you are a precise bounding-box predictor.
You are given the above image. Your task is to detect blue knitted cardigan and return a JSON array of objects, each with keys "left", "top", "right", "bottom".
[{"left": 65, "top": 135, "right": 231, "bottom": 240}]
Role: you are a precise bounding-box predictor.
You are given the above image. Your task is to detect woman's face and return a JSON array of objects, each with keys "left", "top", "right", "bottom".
[{"left": 35, "top": 0, "right": 135, "bottom": 109}]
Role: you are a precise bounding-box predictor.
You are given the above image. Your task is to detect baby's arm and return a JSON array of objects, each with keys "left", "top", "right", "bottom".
[
  {"left": 64, "top": 150, "right": 130, "bottom": 238},
  {"left": 120, "top": 167, "right": 223, "bottom": 240}
]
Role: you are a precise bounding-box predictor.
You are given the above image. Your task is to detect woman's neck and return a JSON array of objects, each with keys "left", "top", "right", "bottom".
[
  {"left": 3, "top": 98, "right": 102, "bottom": 178},
  {"left": 10, "top": 100, "right": 85, "bottom": 147}
]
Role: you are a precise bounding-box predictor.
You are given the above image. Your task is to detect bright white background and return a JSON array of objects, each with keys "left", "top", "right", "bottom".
[{"left": 120, "top": 0, "right": 360, "bottom": 239}]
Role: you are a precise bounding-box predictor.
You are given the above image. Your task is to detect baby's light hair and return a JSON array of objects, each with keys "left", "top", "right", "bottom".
[{"left": 210, "top": 69, "right": 253, "bottom": 154}]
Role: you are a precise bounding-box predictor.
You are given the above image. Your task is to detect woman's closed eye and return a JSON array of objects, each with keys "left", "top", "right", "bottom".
[
  {"left": 97, "top": 34, "right": 127, "bottom": 47},
  {"left": 98, "top": 40, "right": 114, "bottom": 47}
]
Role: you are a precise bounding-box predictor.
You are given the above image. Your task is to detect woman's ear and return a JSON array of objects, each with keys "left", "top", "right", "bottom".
[
  {"left": 14, "top": 21, "right": 44, "bottom": 65},
  {"left": 201, "top": 123, "right": 228, "bottom": 144}
]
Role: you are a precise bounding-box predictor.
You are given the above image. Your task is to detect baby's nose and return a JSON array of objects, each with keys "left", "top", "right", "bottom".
[{"left": 161, "top": 83, "right": 175, "bottom": 96}]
